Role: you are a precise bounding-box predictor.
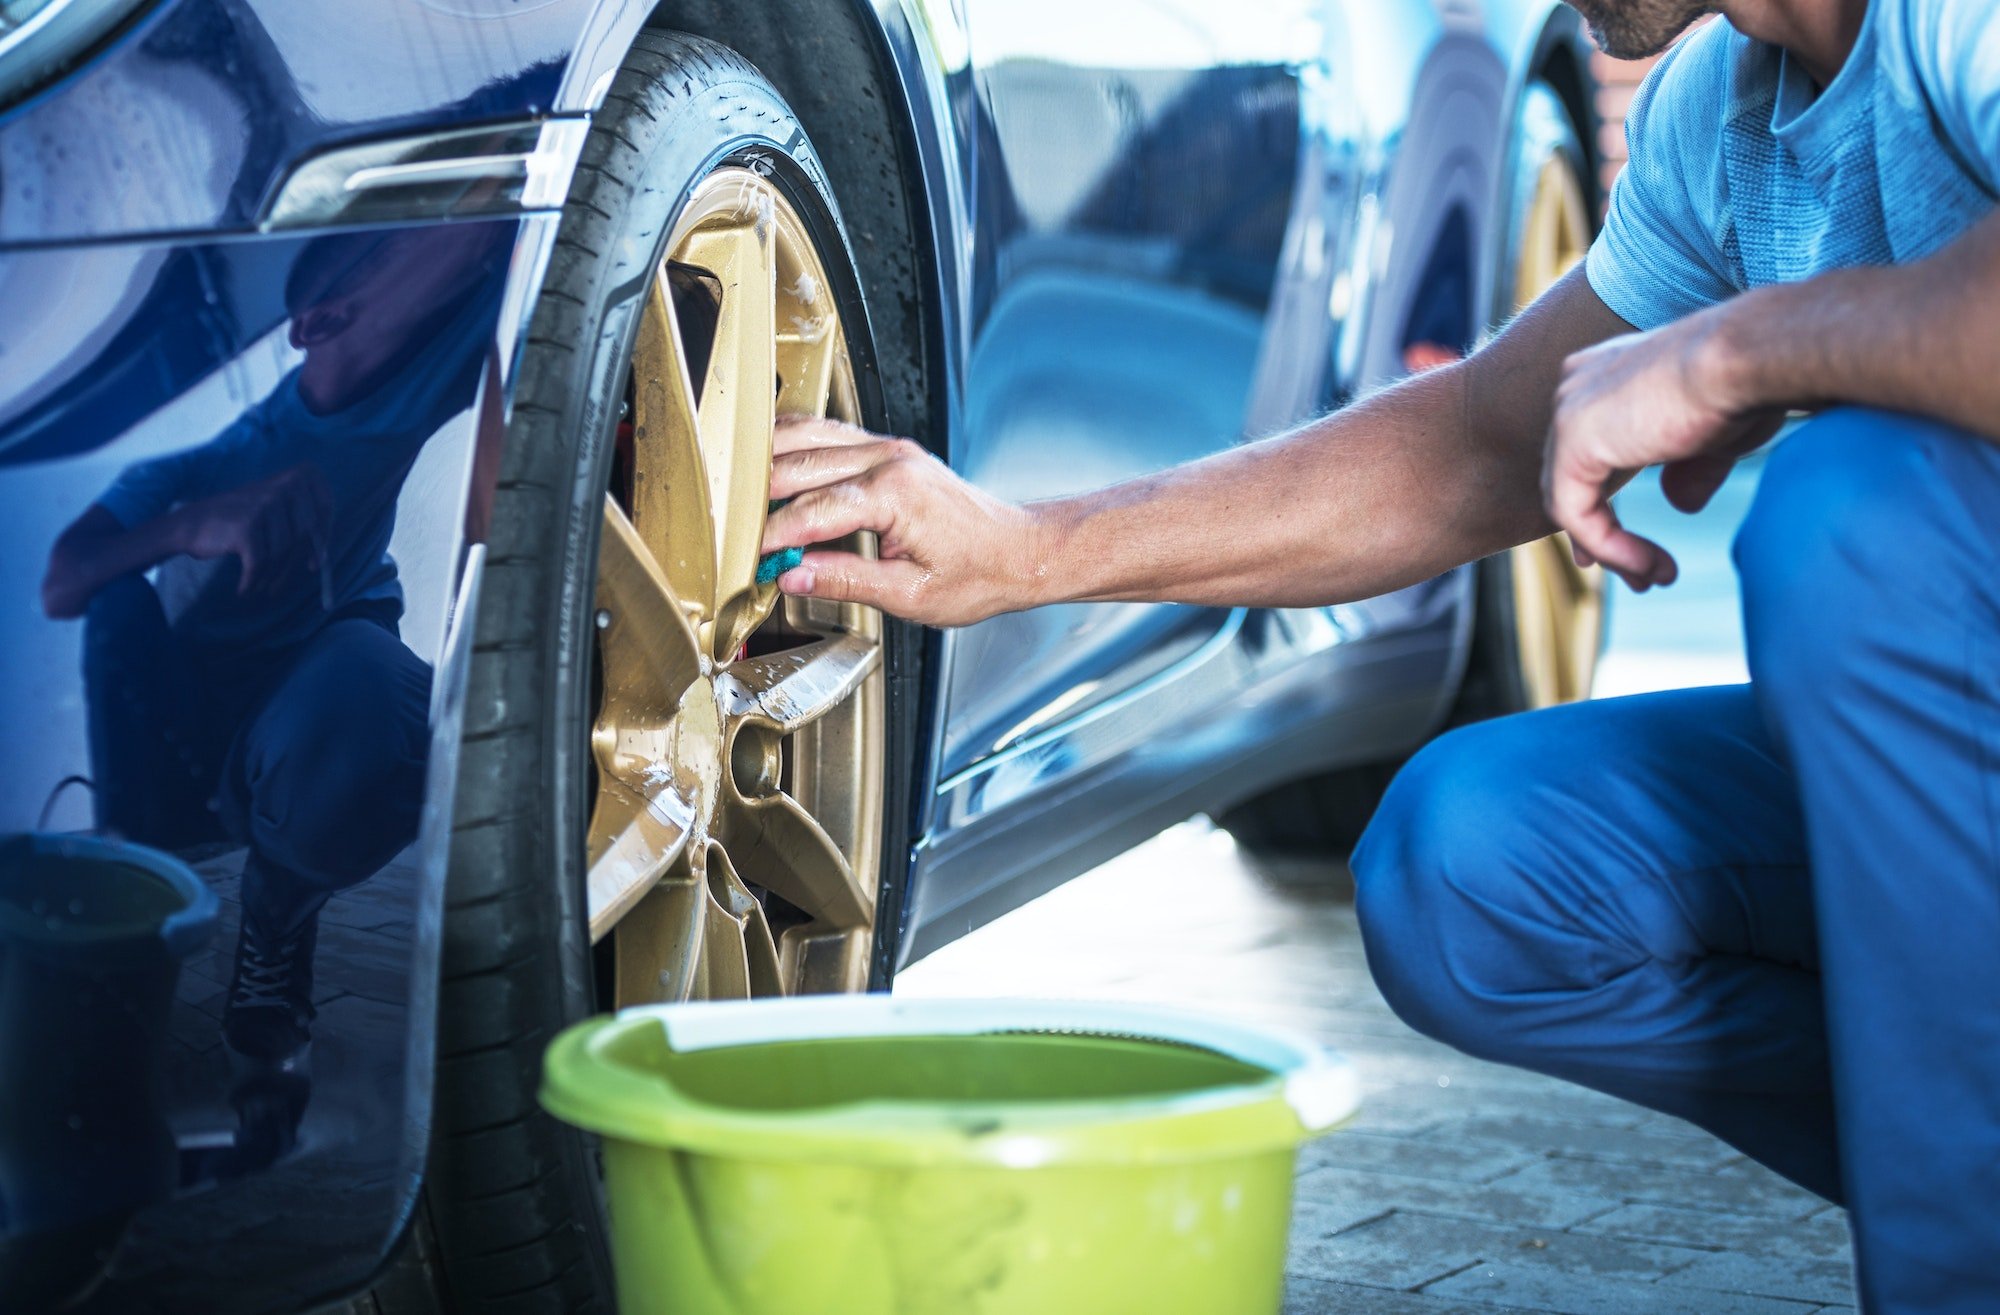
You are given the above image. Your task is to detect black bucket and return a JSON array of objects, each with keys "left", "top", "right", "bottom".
[{"left": 0, "top": 833, "right": 218, "bottom": 1311}]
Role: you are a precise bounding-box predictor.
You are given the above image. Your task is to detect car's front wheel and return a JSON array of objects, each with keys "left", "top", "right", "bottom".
[{"left": 404, "top": 31, "right": 921, "bottom": 1311}]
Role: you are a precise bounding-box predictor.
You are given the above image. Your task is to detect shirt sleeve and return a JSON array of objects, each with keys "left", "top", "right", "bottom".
[
  {"left": 1907, "top": 0, "right": 2000, "bottom": 195},
  {"left": 94, "top": 417, "right": 254, "bottom": 529},
  {"left": 1584, "top": 28, "right": 1743, "bottom": 330},
  {"left": 95, "top": 450, "right": 197, "bottom": 528}
]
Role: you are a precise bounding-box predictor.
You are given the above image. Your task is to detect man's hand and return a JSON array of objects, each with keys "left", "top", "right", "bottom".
[
  {"left": 171, "top": 463, "right": 333, "bottom": 597},
  {"left": 1545, "top": 306, "right": 1784, "bottom": 591},
  {"left": 761, "top": 418, "right": 1045, "bottom": 626}
]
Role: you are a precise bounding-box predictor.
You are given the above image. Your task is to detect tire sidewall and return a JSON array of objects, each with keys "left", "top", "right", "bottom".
[{"left": 1466, "top": 78, "right": 1592, "bottom": 720}]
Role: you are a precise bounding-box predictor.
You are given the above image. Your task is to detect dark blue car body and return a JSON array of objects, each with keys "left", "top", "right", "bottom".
[{"left": 0, "top": 1, "right": 1595, "bottom": 1309}]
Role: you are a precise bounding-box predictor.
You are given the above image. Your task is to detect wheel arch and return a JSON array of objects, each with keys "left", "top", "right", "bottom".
[
  {"left": 1529, "top": 7, "right": 1604, "bottom": 218},
  {"left": 557, "top": 0, "right": 954, "bottom": 460}
]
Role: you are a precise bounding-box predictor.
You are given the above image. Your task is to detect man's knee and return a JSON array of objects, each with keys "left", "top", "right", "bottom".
[
  {"left": 233, "top": 629, "right": 431, "bottom": 884},
  {"left": 1352, "top": 719, "right": 1554, "bottom": 1055},
  {"left": 1734, "top": 407, "right": 1972, "bottom": 686},
  {"left": 82, "top": 574, "right": 167, "bottom": 662}
]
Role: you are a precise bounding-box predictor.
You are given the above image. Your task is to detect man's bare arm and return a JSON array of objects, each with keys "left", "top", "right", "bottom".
[
  {"left": 764, "top": 267, "right": 1631, "bottom": 626},
  {"left": 41, "top": 465, "right": 331, "bottom": 619},
  {"left": 1716, "top": 207, "right": 2000, "bottom": 436},
  {"left": 43, "top": 506, "right": 189, "bottom": 619}
]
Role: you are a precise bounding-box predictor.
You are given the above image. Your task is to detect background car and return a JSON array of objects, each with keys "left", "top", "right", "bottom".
[{"left": 0, "top": 1, "right": 1601, "bottom": 1310}]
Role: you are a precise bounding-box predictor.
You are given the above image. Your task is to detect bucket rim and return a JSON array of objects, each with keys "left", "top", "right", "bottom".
[
  {"left": 0, "top": 832, "right": 219, "bottom": 958},
  {"left": 539, "top": 996, "right": 1358, "bottom": 1167}
]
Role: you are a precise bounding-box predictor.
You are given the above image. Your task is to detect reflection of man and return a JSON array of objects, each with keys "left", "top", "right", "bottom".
[
  {"left": 40, "top": 225, "right": 502, "bottom": 1068},
  {"left": 760, "top": 1, "right": 2000, "bottom": 1308}
]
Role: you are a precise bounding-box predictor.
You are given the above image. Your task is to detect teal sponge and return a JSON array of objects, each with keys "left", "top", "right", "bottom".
[
  {"left": 757, "top": 499, "right": 802, "bottom": 585},
  {"left": 756, "top": 546, "right": 804, "bottom": 585}
]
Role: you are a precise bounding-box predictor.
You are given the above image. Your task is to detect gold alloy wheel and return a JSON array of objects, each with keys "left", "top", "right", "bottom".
[
  {"left": 1507, "top": 150, "right": 1605, "bottom": 707},
  {"left": 587, "top": 166, "right": 884, "bottom": 1006}
]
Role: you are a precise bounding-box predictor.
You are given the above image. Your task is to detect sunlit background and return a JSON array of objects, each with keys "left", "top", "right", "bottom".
[{"left": 1594, "top": 458, "right": 1761, "bottom": 697}]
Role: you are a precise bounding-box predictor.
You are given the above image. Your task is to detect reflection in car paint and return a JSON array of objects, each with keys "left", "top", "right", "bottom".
[{"left": 2, "top": 217, "right": 513, "bottom": 1311}]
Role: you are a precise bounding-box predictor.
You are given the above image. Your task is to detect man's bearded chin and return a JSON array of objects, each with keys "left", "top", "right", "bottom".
[{"left": 1569, "top": 0, "right": 1714, "bottom": 58}]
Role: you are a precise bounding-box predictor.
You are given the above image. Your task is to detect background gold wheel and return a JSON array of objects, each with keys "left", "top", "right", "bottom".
[
  {"left": 1489, "top": 79, "right": 1606, "bottom": 711},
  {"left": 589, "top": 167, "right": 885, "bottom": 1006}
]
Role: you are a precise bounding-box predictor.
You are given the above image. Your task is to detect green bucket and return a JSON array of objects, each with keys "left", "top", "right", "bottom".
[{"left": 540, "top": 996, "right": 1358, "bottom": 1315}]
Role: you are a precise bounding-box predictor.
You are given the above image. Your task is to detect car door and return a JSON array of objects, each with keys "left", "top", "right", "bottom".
[{"left": 936, "top": 0, "right": 1323, "bottom": 783}]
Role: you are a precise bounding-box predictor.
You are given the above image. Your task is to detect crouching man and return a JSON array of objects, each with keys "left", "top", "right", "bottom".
[{"left": 754, "top": 0, "right": 2000, "bottom": 1308}]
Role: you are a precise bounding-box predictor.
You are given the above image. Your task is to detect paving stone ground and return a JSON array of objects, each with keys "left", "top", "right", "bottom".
[{"left": 898, "top": 817, "right": 1856, "bottom": 1315}]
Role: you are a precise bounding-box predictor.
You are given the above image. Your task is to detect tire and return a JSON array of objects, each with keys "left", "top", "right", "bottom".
[
  {"left": 1213, "top": 760, "right": 1400, "bottom": 862},
  {"left": 1456, "top": 78, "right": 1604, "bottom": 723},
  {"left": 1219, "top": 78, "right": 1599, "bottom": 860},
  {"left": 392, "top": 31, "right": 924, "bottom": 1311}
]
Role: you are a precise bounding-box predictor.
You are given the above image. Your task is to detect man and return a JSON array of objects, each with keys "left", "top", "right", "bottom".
[{"left": 759, "top": 0, "right": 2000, "bottom": 1308}]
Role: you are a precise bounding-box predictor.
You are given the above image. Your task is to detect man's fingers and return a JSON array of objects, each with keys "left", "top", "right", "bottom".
[
  {"left": 1659, "top": 453, "right": 1736, "bottom": 514},
  {"left": 762, "top": 481, "right": 886, "bottom": 554},
  {"left": 234, "top": 540, "right": 261, "bottom": 595},
  {"left": 776, "top": 551, "right": 923, "bottom": 614},
  {"left": 773, "top": 414, "right": 881, "bottom": 456},
  {"left": 1576, "top": 512, "right": 1676, "bottom": 591},
  {"left": 769, "top": 439, "right": 917, "bottom": 502},
  {"left": 1611, "top": 535, "right": 1677, "bottom": 591},
  {"left": 1548, "top": 472, "right": 1674, "bottom": 590}
]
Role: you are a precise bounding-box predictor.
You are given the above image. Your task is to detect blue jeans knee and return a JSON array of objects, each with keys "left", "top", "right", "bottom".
[{"left": 1352, "top": 721, "right": 1548, "bottom": 1057}]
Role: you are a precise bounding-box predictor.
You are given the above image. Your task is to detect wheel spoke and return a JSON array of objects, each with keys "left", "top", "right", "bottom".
[
  {"left": 594, "top": 499, "right": 703, "bottom": 706},
  {"left": 630, "top": 270, "right": 716, "bottom": 626},
  {"left": 694, "top": 845, "right": 784, "bottom": 1000},
  {"left": 776, "top": 312, "right": 841, "bottom": 421},
  {"left": 717, "top": 789, "right": 873, "bottom": 929},
  {"left": 716, "top": 634, "right": 880, "bottom": 733},
  {"left": 778, "top": 923, "right": 873, "bottom": 996},
  {"left": 587, "top": 777, "right": 695, "bottom": 943},
  {"left": 678, "top": 184, "right": 780, "bottom": 658},
  {"left": 589, "top": 499, "right": 708, "bottom": 939},
  {"left": 774, "top": 217, "right": 841, "bottom": 418},
  {"left": 614, "top": 849, "right": 705, "bottom": 1006}
]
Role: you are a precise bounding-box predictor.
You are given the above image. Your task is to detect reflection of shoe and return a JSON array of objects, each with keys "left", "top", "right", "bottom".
[
  {"left": 224, "top": 1062, "right": 311, "bottom": 1173},
  {"left": 222, "top": 910, "right": 318, "bottom": 1066}
]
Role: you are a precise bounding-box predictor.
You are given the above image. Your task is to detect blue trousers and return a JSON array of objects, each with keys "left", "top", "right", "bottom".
[
  {"left": 1354, "top": 409, "right": 2000, "bottom": 1315},
  {"left": 83, "top": 576, "right": 431, "bottom": 932}
]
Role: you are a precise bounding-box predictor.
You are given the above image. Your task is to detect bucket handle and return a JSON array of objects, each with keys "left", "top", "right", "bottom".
[{"left": 160, "top": 883, "right": 221, "bottom": 958}]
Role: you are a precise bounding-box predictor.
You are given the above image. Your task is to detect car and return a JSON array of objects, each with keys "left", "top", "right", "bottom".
[{"left": 0, "top": 1, "right": 1603, "bottom": 1310}]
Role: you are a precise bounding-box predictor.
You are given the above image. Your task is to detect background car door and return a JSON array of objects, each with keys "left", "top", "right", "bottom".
[{"left": 937, "top": 0, "right": 1324, "bottom": 780}]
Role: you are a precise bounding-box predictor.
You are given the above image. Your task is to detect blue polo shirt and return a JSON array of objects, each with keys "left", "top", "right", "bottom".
[
  {"left": 1585, "top": 0, "right": 1999, "bottom": 331},
  {"left": 96, "top": 287, "right": 492, "bottom": 652}
]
